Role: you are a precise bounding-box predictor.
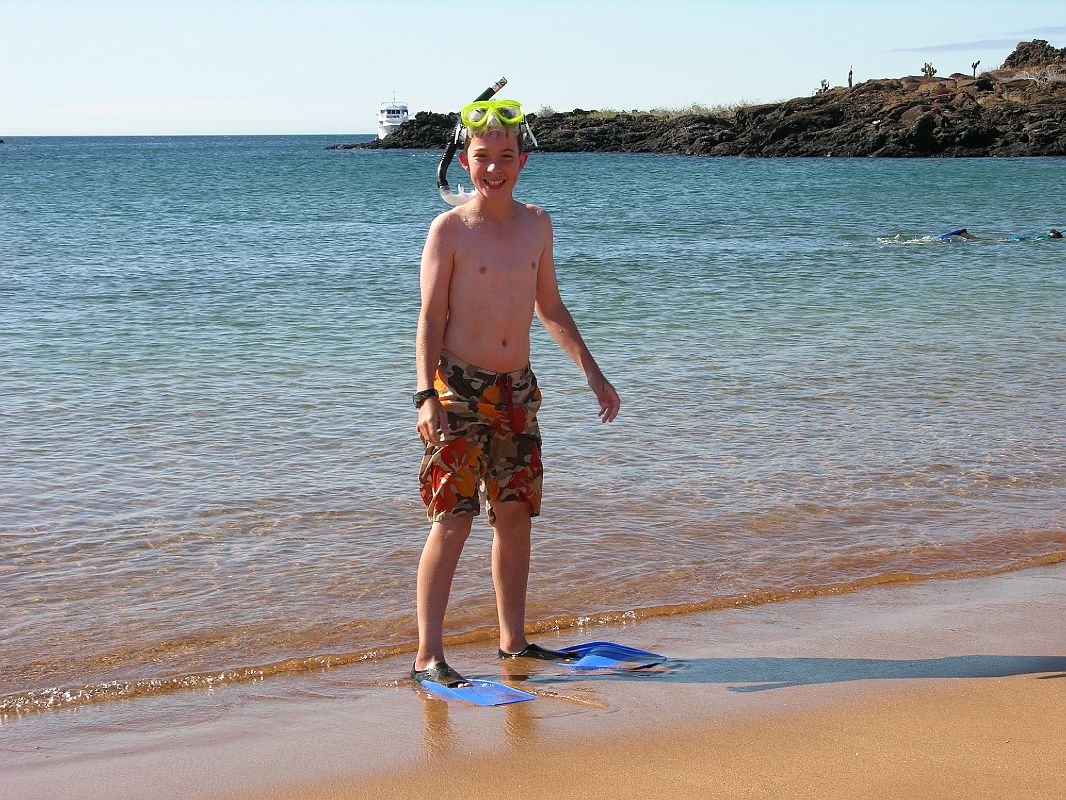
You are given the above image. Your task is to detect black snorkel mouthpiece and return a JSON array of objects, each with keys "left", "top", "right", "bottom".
[{"left": 437, "top": 76, "right": 508, "bottom": 206}]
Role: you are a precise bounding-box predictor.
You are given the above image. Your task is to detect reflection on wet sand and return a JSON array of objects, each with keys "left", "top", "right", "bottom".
[
  {"left": 419, "top": 696, "right": 458, "bottom": 759},
  {"left": 415, "top": 681, "right": 542, "bottom": 757}
]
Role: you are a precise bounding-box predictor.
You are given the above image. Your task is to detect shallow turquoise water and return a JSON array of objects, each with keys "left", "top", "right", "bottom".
[{"left": 2, "top": 136, "right": 1064, "bottom": 709}]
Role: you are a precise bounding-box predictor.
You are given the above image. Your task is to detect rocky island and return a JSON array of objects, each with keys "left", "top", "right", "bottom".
[{"left": 333, "top": 40, "right": 1065, "bottom": 158}]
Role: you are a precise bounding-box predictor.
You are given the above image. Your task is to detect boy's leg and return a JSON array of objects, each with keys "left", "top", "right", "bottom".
[
  {"left": 490, "top": 500, "right": 532, "bottom": 654},
  {"left": 415, "top": 515, "right": 474, "bottom": 670}
]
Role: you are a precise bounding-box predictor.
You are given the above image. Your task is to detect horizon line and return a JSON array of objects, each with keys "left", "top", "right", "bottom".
[{"left": 0, "top": 132, "right": 379, "bottom": 138}]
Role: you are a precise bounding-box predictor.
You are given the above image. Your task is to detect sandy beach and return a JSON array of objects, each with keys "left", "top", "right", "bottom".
[
  {"left": 6, "top": 562, "right": 1063, "bottom": 800},
  {"left": 334, "top": 676, "right": 1065, "bottom": 800}
]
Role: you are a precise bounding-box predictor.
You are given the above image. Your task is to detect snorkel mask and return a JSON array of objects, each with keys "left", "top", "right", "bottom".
[
  {"left": 461, "top": 99, "right": 527, "bottom": 130},
  {"left": 436, "top": 78, "right": 538, "bottom": 206}
]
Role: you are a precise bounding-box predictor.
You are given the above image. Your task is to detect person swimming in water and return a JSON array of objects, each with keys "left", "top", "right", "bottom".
[{"left": 940, "top": 228, "right": 1062, "bottom": 241}]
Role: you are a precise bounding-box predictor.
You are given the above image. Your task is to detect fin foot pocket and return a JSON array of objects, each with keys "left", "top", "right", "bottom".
[
  {"left": 497, "top": 643, "right": 575, "bottom": 661},
  {"left": 410, "top": 661, "right": 471, "bottom": 688}
]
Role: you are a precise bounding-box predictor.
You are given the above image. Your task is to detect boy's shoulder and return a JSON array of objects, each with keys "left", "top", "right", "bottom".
[
  {"left": 432, "top": 205, "right": 466, "bottom": 225},
  {"left": 426, "top": 206, "right": 467, "bottom": 240},
  {"left": 521, "top": 202, "right": 550, "bottom": 222},
  {"left": 518, "top": 203, "right": 552, "bottom": 236}
]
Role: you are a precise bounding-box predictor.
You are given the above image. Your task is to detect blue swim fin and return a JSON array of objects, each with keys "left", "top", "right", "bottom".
[
  {"left": 559, "top": 641, "right": 666, "bottom": 671},
  {"left": 934, "top": 228, "right": 966, "bottom": 239},
  {"left": 418, "top": 678, "right": 537, "bottom": 706}
]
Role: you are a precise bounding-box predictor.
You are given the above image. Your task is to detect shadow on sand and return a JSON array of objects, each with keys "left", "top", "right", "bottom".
[
  {"left": 508, "top": 654, "right": 1066, "bottom": 693},
  {"left": 413, "top": 655, "right": 1066, "bottom": 756}
]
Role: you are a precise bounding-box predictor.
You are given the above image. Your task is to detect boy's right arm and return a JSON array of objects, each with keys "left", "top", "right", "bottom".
[{"left": 415, "top": 215, "right": 454, "bottom": 447}]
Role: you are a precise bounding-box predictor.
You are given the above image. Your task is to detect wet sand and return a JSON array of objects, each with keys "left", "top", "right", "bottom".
[
  {"left": 328, "top": 674, "right": 1065, "bottom": 800},
  {"left": 5, "top": 564, "right": 1065, "bottom": 800}
]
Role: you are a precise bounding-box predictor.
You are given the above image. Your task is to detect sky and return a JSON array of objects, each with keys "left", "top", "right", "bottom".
[{"left": 2, "top": 0, "right": 1065, "bottom": 135}]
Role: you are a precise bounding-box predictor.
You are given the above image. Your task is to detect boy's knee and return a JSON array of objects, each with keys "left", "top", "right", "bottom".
[
  {"left": 432, "top": 515, "right": 474, "bottom": 542},
  {"left": 490, "top": 501, "right": 533, "bottom": 531}
]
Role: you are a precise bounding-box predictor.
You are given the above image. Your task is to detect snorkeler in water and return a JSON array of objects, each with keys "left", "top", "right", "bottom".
[{"left": 937, "top": 228, "right": 1062, "bottom": 241}]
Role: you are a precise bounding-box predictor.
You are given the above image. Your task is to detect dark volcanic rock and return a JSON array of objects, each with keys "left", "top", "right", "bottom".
[
  {"left": 331, "top": 40, "right": 1066, "bottom": 158},
  {"left": 1002, "top": 39, "right": 1066, "bottom": 69}
]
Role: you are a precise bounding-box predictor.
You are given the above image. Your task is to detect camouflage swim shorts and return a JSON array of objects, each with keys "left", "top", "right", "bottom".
[{"left": 419, "top": 350, "right": 543, "bottom": 523}]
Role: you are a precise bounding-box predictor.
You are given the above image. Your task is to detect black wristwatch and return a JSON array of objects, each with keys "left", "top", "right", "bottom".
[{"left": 412, "top": 388, "right": 439, "bottom": 409}]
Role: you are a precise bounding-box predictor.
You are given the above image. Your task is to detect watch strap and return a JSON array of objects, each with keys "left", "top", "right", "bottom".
[{"left": 412, "top": 388, "right": 439, "bottom": 408}]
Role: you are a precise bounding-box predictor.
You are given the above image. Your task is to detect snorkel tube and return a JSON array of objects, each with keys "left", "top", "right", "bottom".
[{"left": 437, "top": 76, "right": 508, "bottom": 206}]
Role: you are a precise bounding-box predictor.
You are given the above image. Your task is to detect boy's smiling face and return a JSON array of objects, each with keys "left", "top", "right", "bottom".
[{"left": 458, "top": 129, "right": 528, "bottom": 199}]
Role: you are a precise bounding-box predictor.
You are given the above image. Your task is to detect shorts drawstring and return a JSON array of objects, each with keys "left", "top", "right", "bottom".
[{"left": 496, "top": 374, "right": 523, "bottom": 433}]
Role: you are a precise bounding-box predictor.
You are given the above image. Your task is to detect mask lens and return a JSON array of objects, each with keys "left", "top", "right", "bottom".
[
  {"left": 462, "top": 103, "right": 491, "bottom": 127},
  {"left": 496, "top": 102, "right": 523, "bottom": 123}
]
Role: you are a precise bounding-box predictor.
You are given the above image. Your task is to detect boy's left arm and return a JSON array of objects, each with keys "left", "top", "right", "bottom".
[{"left": 533, "top": 212, "right": 620, "bottom": 423}]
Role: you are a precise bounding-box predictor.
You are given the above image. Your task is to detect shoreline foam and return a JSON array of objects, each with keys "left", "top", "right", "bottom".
[{"left": 5, "top": 545, "right": 1063, "bottom": 717}]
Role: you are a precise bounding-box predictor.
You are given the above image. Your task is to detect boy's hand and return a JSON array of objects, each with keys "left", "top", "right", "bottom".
[
  {"left": 417, "top": 399, "right": 451, "bottom": 446},
  {"left": 588, "top": 374, "right": 620, "bottom": 423}
]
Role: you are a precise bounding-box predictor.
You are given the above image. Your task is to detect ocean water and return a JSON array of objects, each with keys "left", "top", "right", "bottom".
[{"left": 2, "top": 136, "right": 1065, "bottom": 715}]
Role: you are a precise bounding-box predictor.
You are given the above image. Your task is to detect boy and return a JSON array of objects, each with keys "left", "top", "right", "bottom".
[{"left": 412, "top": 99, "right": 620, "bottom": 687}]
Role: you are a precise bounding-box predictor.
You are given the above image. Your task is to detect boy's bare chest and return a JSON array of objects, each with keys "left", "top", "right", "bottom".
[
  {"left": 450, "top": 261, "right": 538, "bottom": 315},
  {"left": 455, "top": 255, "right": 538, "bottom": 285},
  {"left": 452, "top": 230, "right": 540, "bottom": 296}
]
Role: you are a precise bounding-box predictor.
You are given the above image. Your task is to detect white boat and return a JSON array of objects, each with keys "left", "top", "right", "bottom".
[{"left": 377, "top": 101, "right": 409, "bottom": 139}]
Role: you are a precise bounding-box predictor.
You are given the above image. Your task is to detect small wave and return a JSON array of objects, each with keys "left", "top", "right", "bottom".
[
  {"left": 0, "top": 647, "right": 408, "bottom": 717},
  {"left": 4, "top": 547, "right": 1064, "bottom": 719},
  {"left": 876, "top": 234, "right": 953, "bottom": 244},
  {"left": 524, "top": 548, "right": 1066, "bottom": 635}
]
